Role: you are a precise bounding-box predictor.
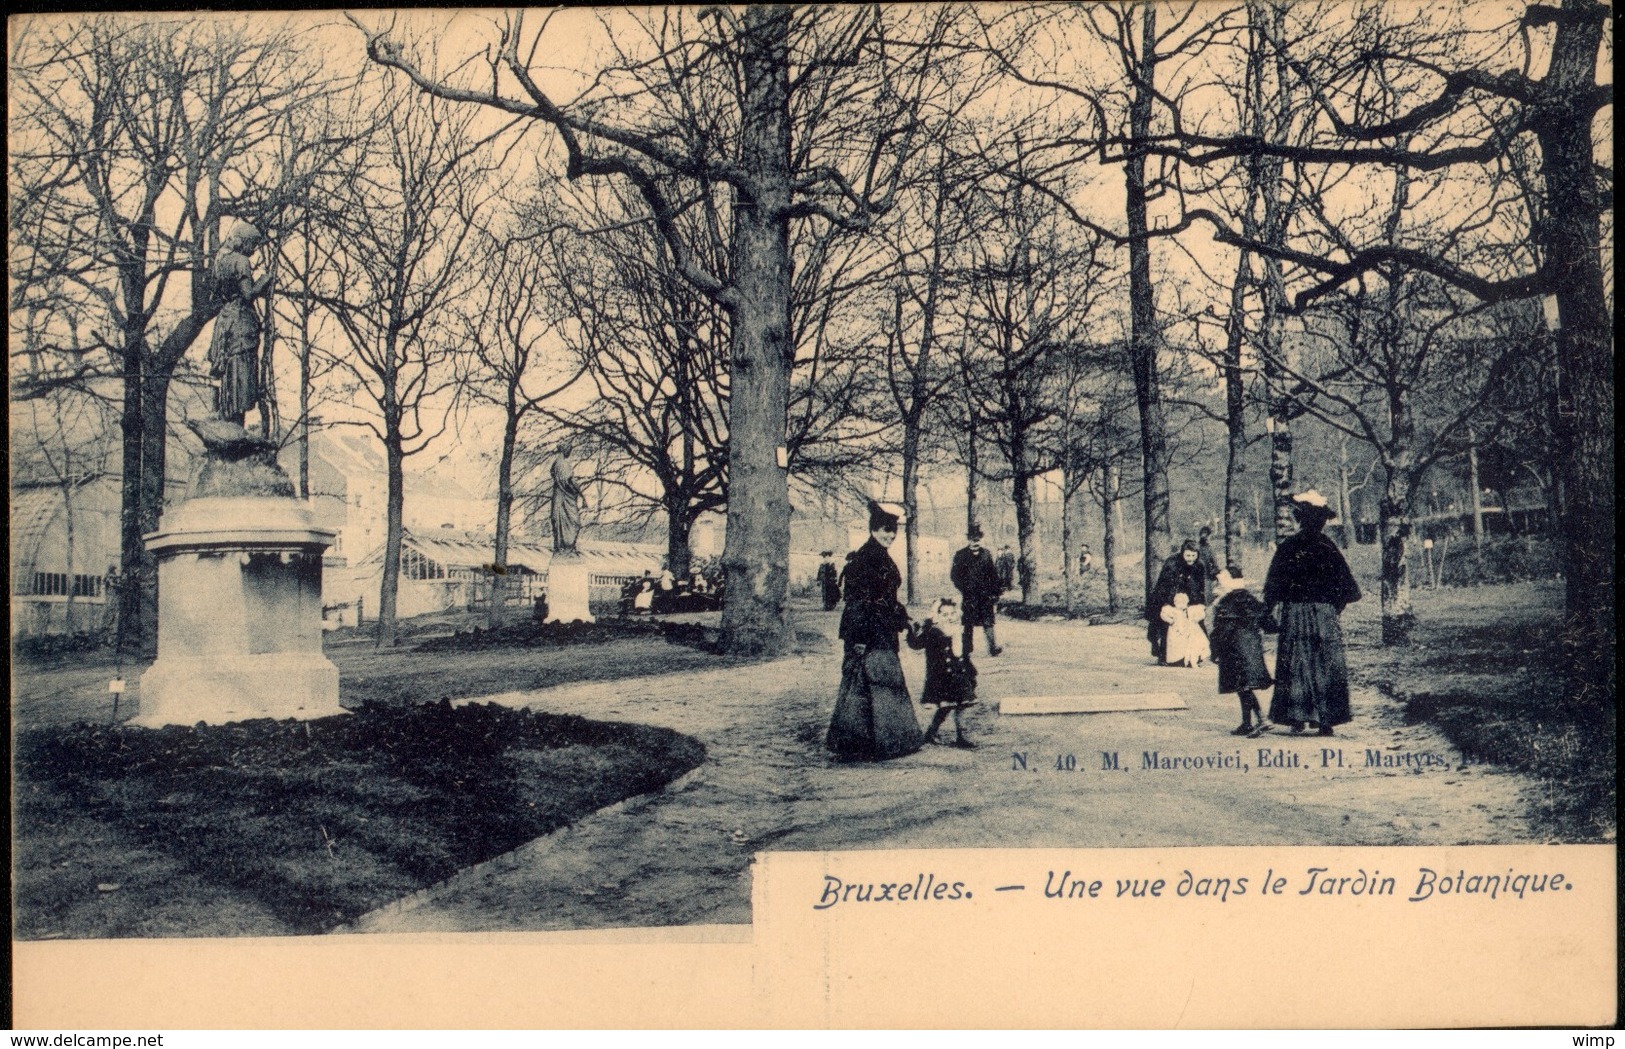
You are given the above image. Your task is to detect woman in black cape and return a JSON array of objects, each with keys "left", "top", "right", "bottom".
[
  {"left": 1264, "top": 491, "right": 1362, "bottom": 736},
  {"left": 1147, "top": 540, "right": 1209, "bottom": 662}
]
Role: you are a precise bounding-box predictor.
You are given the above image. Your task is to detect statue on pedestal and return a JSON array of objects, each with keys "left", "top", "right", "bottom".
[
  {"left": 543, "top": 441, "right": 593, "bottom": 623},
  {"left": 208, "top": 221, "right": 265, "bottom": 428},
  {"left": 550, "top": 441, "right": 583, "bottom": 554},
  {"left": 134, "top": 220, "right": 346, "bottom": 727}
]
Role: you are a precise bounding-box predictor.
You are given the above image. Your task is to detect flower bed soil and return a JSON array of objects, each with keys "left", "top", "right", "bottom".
[
  {"left": 414, "top": 616, "right": 721, "bottom": 653},
  {"left": 13, "top": 701, "right": 706, "bottom": 939}
]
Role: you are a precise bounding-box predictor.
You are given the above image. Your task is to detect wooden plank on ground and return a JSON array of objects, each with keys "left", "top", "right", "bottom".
[{"left": 999, "top": 692, "right": 1187, "bottom": 715}]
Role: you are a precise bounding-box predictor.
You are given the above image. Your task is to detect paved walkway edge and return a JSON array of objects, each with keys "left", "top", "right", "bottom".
[{"left": 336, "top": 764, "right": 708, "bottom": 934}]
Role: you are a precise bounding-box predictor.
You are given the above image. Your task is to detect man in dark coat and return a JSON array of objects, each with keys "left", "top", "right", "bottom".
[
  {"left": 816, "top": 551, "right": 841, "bottom": 611},
  {"left": 951, "top": 525, "right": 1004, "bottom": 656},
  {"left": 1264, "top": 491, "right": 1362, "bottom": 736},
  {"left": 1147, "top": 541, "right": 1208, "bottom": 661}
]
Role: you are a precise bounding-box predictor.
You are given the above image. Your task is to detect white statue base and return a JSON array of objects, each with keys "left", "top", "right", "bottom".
[
  {"left": 544, "top": 551, "right": 595, "bottom": 624},
  {"left": 135, "top": 494, "right": 345, "bottom": 727}
]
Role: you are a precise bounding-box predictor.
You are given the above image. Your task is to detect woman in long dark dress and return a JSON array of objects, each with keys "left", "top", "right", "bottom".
[
  {"left": 1147, "top": 541, "right": 1208, "bottom": 662},
  {"left": 1264, "top": 491, "right": 1362, "bottom": 736},
  {"left": 826, "top": 502, "right": 924, "bottom": 761}
]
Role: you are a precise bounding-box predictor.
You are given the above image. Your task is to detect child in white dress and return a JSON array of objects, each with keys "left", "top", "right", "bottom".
[{"left": 1160, "top": 592, "right": 1210, "bottom": 667}]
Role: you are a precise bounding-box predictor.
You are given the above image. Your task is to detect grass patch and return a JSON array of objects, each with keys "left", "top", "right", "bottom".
[
  {"left": 13, "top": 701, "right": 706, "bottom": 939},
  {"left": 7, "top": 637, "right": 745, "bottom": 730},
  {"left": 1349, "top": 582, "right": 1614, "bottom": 842},
  {"left": 337, "top": 635, "right": 762, "bottom": 710}
]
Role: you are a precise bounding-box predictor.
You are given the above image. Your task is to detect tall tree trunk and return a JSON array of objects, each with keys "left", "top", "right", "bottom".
[
  {"left": 1061, "top": 471, "right": 1076, "bottom": 612},
  {"left": 1126, "top": 5, "right": 1172, "bottom": 613},
  {"left": 1248, "top": 0, "right": 1297, "bottom": 543},
  {"left": 134, "top": 367, "right": 173, "bottom": 652},
  {"left": 1378, "top": 467, "right": 1417, "bottom": 645},
  {"left": 1007, "top": 415, "right": 1033, "bottom": 600},
  {"left": 63, "top": 478, "right": 77, "bottom": 634},
  {"left": 665, "top": 502, "right": 695, "bottom": 581},
  {"left": 900, "top": 179, "right": 948, "bottom": 607},
  {"left": 718, "top": 6, "right": 794, "bottom": 657},
  {"left": 1267, "top": 410, "right": 1296, "bottom": 541},
  {"left": 1012, "top": 467, "right": 1035, "bottom": 602},
  {"left": 1537, "top": 0, "right": 1613, "bottom": 707},
  {"left": 489, "top": 406, "right": 519, "bottom": 629},
  {"left": 1102, "top": 461, "right": 1121, "bottom": 614},
  {"left": 1337, "top": 439, "right": 1354, "bottom": 550},
  {"left": 298, "top": 225, "right": 314, "bottom": 500},
  {"left": 964, "top": 409, "right": 979, "bottom": 536},
  {"left": 377, "top": 433, "right": 405, "bottom": 647},
  {"left": 117, "top": 330, "right": 149, "bottom": 652},
  {"left": 901, "top": 420, "right": 921, "bottom": 605},
  {"left": 1467, "top": 429, "right": 1483, "bottom": 553},
  {"left": 1222, "top": 249, "right": 1251, "bottom": 575}
]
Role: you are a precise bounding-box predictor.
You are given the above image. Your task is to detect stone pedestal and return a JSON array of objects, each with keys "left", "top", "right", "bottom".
[
  {"left": 136, "top": 494, "right": 344, "bottom": 727},
  {"left": 544, "top": 551, "right": 595, "bottom": 624}
]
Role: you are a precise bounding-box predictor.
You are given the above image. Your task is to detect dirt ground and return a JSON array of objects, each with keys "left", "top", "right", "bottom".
[{"left": 350, "top": 603, "right": 1544, "bottom": 935}]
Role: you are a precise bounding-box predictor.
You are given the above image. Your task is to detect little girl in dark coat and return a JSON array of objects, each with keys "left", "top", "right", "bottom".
[
  {"left": 908, "top": 598, "right": 978, "bottom": 749},
  {"left": 1209, "top": 566, "right": 1278, "bottom": 737}
]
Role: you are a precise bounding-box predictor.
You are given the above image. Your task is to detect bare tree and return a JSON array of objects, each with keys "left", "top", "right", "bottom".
[
  {"left": 936, "top": 336, "right": 986, "bottom": 540},
  {"left": 1259, "top": 156, "right": 1549, "bottom": 641},
  {"left": 1052, "top": 334, "right": 1137, "bottom": 612},
  {"left": 873, "top": 145, "right": 981, "bottom": 603},
  {"left": 462, "top": 216, "right": 584, "bottom": 628},
  {"left": 971, "top": 1, "right": 1251, "bottom": 612},
  {"left": 9, "top": 14, "right": 354, "bottom": 648},
  {"left": 307, "top": 81, "right": 518, "bottom": 647},
  {"left": 538, "top": 179, "right": 731, "bottom": 582},
  {"left": 265, "top": 215, "right": 348, "bottom": 500},
  {"left": 357, "top": 5, "right": 963, "bottom": 656},
  {"left": 1081, "top": 365, "right": 1145, "bottom": 615},
  {"left": 261, "top": 95, "right": 375, "bottom": 500},
  {"left": 957, "top": 163, "right": 1108, "bottom": 602},
  {"left": 784, "top": 212, "right": 898, "bottom": 479},
  {"left": 1132, "top": 0, "right": 1611, "bottom": 689}
]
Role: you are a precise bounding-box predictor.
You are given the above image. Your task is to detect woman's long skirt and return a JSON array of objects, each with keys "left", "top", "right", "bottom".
[
  {"left": 826, "top": 647, "right": 924, "bottom": 761},
  {"left": 1268, "top": 601, "right": 1352, "bottom": 727},
  {"left": 209, "top": 301, "right": 260, "bottom": 422}
]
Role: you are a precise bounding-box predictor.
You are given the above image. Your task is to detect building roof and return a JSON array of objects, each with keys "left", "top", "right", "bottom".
[
  {"left": 8, "top": 476, "right": 118, "bottom": 576},
  {"left": 353, "top": 528, "right": 664, "bottom": 576},
  {"left": 409, "top": 468, "right": 483, "bottom": 505},
  {"left": 307, "top": 429, "right": 385, "bottom": 478},
  {"left": 9, "top": 487, "right": 62, "bottom": 576}
]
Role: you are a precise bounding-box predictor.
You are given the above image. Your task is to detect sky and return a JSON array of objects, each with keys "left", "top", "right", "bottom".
[{"left": 9, "top": 3, "right": 1611, "bottom": 535}]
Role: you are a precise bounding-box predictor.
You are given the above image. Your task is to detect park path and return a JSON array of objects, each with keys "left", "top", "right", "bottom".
[{"left": 348, "top": 611, "right": 1539, "bottom": 934}]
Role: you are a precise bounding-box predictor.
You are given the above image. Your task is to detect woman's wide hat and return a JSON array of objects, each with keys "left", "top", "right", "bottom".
[
  {"left": 868, "top": 500, "right": 902, "bottom": 530},
  {"left": 1291, "top": 490, "right": 1338, "bottom": 523}
]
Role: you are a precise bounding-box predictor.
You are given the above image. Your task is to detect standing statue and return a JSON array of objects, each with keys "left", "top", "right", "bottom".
[
  {"left": 208, "top": 221, "right": 265, "bottom": 427},
  {"left": 549, "top": 441, "right": 584, "bottom": 553}
]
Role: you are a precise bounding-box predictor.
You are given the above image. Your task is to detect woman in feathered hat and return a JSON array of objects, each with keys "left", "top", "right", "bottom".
[
  {"left": 826, "top": 501, "right": 925, "bottom": 761},
  {"left": 1263, "top": 490, "right": 1362, "bottom": 736}
]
